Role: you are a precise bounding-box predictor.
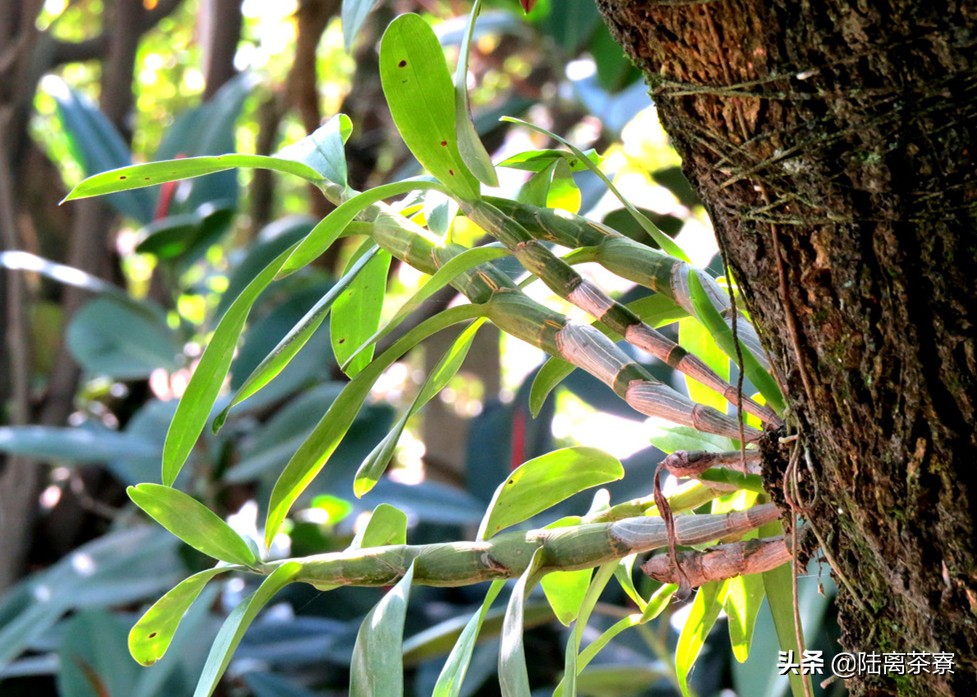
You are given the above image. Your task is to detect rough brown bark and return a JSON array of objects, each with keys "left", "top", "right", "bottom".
[{"left": 595, "top": 1, "right": 977, "bottom": 695}]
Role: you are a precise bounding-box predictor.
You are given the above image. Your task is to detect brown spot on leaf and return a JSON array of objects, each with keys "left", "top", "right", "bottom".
[
  {"left": 440, "top": 140, "right": 447, "bottom": 147},
  {"left": 398, "top": 60, "right": 407, "bottom": 67},
  {"left": 119, "top": 176, "right": 127, "bottom": 180},
  {"left": 448, "top": 169, "right": 455, "bottom": 176}
]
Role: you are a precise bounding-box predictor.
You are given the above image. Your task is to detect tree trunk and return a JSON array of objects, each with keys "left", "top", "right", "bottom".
[{"left": 595, "top": 1, "right": 977, "bottom": 695}]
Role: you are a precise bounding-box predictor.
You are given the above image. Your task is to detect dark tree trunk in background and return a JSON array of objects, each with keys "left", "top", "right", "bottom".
[{"left": 596, "top": 1, "right": 976, "bottom": 694}]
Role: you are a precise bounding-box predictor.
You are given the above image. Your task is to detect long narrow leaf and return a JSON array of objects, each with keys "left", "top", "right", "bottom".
[
  {"left": 350, "top": 563, "right": 416, "bottom": 697},
  {"left": 454, "top": 0, "right": 498, "bottom": 186},
  {"left": 128, "top": 567, "right": 231, "bottom": 666},
  {"left": 265, "top": 303, "right": 485, "bottom": 545},
  {"left": 433, "top": 580, "right": 505, "bottom": 697},
  {"left": 332, "top": 242, "right": 392, "bottom": 377},
  {"left": 127, "top": 484, "right": 257, "bottom": 566},
  {"left": 499, "top": 548, "right": 545, "bottom": 697},
  {"left": 354, "top": 319, "right": 485, "bottom": 496},
  {"left": 214, "top": 245, "right": 382, "bottom": 431},
  {"left": 380, "top": 14, "right": 481, "bottom": 200},
  {"left": 192, "top": 562, "right": 301, "bottom": 697},
  {"left": 675, "top": 580, "right": 729, "bottom": 697}
]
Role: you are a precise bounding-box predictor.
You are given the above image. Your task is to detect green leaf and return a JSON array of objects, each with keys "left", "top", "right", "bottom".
[
  {"left": 342, "top": 244, "right": 510, "bottom": 369},
  {"left": 353, "top": 319, "right": 485, "bottom": 497},
  {"left": 539, "top": 519, "right": 591, "bottom": 626},
  {"left": 502, "top": 117, "right": 690, "bottom": 261},
  {"left": 725, "top": 573, "right": 766, "bottom": 662},
  {"left": 193, "top": 562, "right": 301, "bottom": 697},
  {"left": 678, "top": 316, "right": 729, "bottom": 412},
  {"left": 59, "top": 609, "right": 140, "bottom": 697},
  {"left": 127, "top": 484, "right": 258, "bottom": 566},
  {"left": 350, "top": 563, "right": 416, "bottom": 697},
  {"left": 432, "top": 580, "right": 505, "bottom": 697},
  {"left": 687, "top": 271, "right": 785, "bottom": 413},
  {"left": 499, "top": 548, "right": 544, "bottom": 697},
  {"left": 341, "top": 0, "right": 383, "bottom": 52},
  {"left": 214, "top": 246, "right": 382, "bottom": 431},
  {"left": 675, "top": 580, "right": 729, "bottom": 697},
  {"left": 454, "top": 0, "right": 498, "bottom": 187},
  {"left": 265, "top": 304, "right": 486, "bottom": 546},
  {"left": 67, "top": 297, "right": 180, "bottom": 379},
  {"left": 0, "top": 426, "right": 157, "bottom": 464},
  {"left": 333, "top": 242, "right": 392, "bottom": 377},
  {"left": 562, "top": 629, "right": 578, "bottom": 697},
  {"left": 279, "top": 178, "right": 447, "bottom": 277},
  {"left": 547, "top": 159, "right": 581, "bottom": 213},
  {"left": 63, "top": 154, "right": 325, "bottom": 201},
  {"left": 128, "top": 567, "right": 231, "bottom": 666},
  {"left": 761, "top": 521, "right": 811, "bottom": 697},
  {"left": 351, "top": 503, "right": 408, "bottom": 549},
  {"left": 380, "top": 14, "right": 481, "bottom": 200},
  {"left": 477, "top": 447, "right": 624, "bottom": 540},
  {"left": 647, "top": 424, "right": 732, "bottom": 456},
  {"left": 277, "top": 114, "right": 353, "bottom": 188},
  {"left": 163, "top": 244, "right": 296, "bottom": 486},
  {"left": 497, "top": 148, "right": 600, "bottom": 173}
]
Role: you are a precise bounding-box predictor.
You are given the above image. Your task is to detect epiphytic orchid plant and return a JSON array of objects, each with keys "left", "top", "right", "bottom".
[{"left": 63, "top": 3, "right": 812, "bottom": 696}]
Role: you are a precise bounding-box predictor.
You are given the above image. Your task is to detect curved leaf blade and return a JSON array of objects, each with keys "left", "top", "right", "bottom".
[
  {"left": 192, "top": 562, "right": 301, "bottom": 697},
  {"left": 127, "top": 484, "right": 257, "bottom": 566},
  {"left": 454, "top": 0, "right": 498, "bottom": 186},
  {"left": 477, "top": 447, "right": 624, "bottom": 540},
  {"left": 675, "top": 580, "right": 729, "bottom": 697},
  {"left": 380, "top": 14, "right": 480, "bottom": 200},
  {"left": 350, "top": 563, "right": 416, "bottom": 697},
  {"left": 277, "top": 114, "right": 353, "bottom": 188},
  {"left": 128, "top": 567, "right": 231, "bottom": 666},
  {"left": 433, "top": 580, "right": 505, "bottom": 697},
  {"left": 265, "top": 304, "right": 485, "bottom": 545},
  {"left": 499, "top": 548, "right": 544, "bottom": 697},
  {"left": 332, "top": 243, "right": 392, "bottom": 377}
]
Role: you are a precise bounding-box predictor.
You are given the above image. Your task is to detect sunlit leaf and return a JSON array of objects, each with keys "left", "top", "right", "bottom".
[
  {"left": 342, "top": 0, "right": 383, "bottom": 52},
  {"left": 726, "top": 573, "right": 766, "bottom": 662},
  {"left": 675, "top": 580, "right": 729, "bottom": 697},
  {"left": 128, "top": 567, "right": 231, "bottom": 666},
  {"left": 333, "top": 242, "right": 392, "bottom": 377},
  {"left": 350, "top": 503, "right": 408, "bottom": 550},
  {"left": 432, "top": 580, "right": 505, "bottom": 697},
  {"left": 350, "top": 563, "right": 416, "bottom": 697},
  {"left": 192, "top": 562, "right": 301, "bottom": 697},
  {"left": 499, "top": 548, "right": 544, "bottom": 697},
  {"left": 379, "top": 14, "right": 480, "bottom": 200},
  {"left": 454, "top": 0, "right": 499, "bottom": 186},
  {"left": 354, "top": 319, "right": 485, "bottom": 497},
  {"left": 265, "top": 304, "right": 485, "bottom": 546},
  {"left": 539, "top": 519, "right": 591, "bottom": 626},
  {"left": 277, "top": 114, "right": 353, "bottom": 188},
  {"left": 127, "top": 484, "right": 257, "bottom": 566},
  {"left": 477, "top": 447, "right": 624, "bottom": 540},
  {"left": 678, "top": 316, "right": 729, "bottom": 412}
]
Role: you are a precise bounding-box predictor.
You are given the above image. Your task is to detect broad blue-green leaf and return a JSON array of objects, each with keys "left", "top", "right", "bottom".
[
  {"left": 128, "top": 567, "right": 231, "bottom": 666},
  {"left": 675, "top": 580, "right": 729, "bottom": 697},
  {"left": 350, "top": 563, "right": 415, "bottom": 697},
  {"left": 380, "top": 14, "right": 480, "bottom": 200},
  {"left": 333, "top": 242, "right": 392, "bottom": 377},
  {"left": 279, "top": 178, "right": 448, "bottom": 277},
  {"left": 163, "top": 244, "right": 297, "bottom": 485},
  {"left": 277, "top": 114, "right": 353, "bottom": 188},
  {"left": 354, "top": 319, "right": 484, "bottom": 497},
  {"left": 50, "top": 80, "right": 154, "bottom": 223},
  {"left": 265, "top": 304, "right": 485, "bottom": 546},
  {"left": 351, "top": 503, "right": 408, "bottom": 549},
  {"left": 687, "top": 271, "right": 785, "bottom": 413},
  {"left": 502, "top": 117, "right": 690, "bottom": 261},
  {"left": 432, "top": 580, "right": 505, "bottom": 697},
  {"left": 67, "top": 297, "right": 180, "bottom": 379},
  {"left": 678, "top": 316, "right": 729, "bottom": 412},
  {"left": 454, "top": 0, "right": 498, "bottom": 187},
  {"left": 193, "top": 562, "right": 301, "bottom": 697},
  {"left": 128, "top": 484, "right": 257, "bottom": 566},
  {"left": 539, "top": 518, "right": 591, "bottom": 626},
  {"left": 214, "top": 246, "right": 382, "bottom": 433},
  {"left": 477, "top": 447, "right": 623, "bottom": 540},
  {"left": 58, "top": 609, "right": 140, "bottom": 697},
  {"left": 0, "top": 425, "right": 157, "bottom": 464},
  {"left": 529, "top": 294, "right": 686, "bottom": 417},
  {"left": 499, "top": 548, "right": 544, "bottom": 697},
  {"left": 726, "top": 573, "right": 766, "bottom": 662},
  {"left": 63, "top": 154, "right": 325, "bottom": 201},
  {"left": 342, "top": 244, "right": 510, "bottom": 369},
  {"left": 341, "top": 0, "right": 382, "bottom": 51}
]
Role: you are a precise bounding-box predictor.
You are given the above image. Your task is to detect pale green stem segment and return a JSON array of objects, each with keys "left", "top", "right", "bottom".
[
  {"left": 464, "top": 199, "right": 780, "bottom": 428},
  {"left": 316, "top": 183, "right": 760, "bottom": 442},
  {"left": 267, "top": 505, "right": 779, "bottom": 589},
  {"left": 485, "top": 197, "right": 773, "bottom": 375}
]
